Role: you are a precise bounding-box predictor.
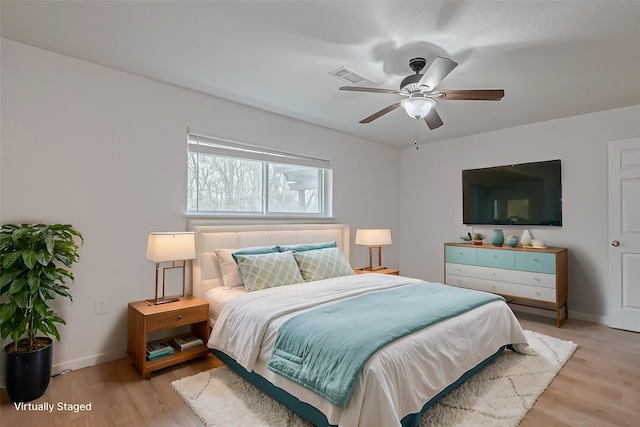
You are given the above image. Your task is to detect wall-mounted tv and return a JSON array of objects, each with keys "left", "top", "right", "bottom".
[{"left": 462, "top": 159, "right": 562, "bottom": 226}]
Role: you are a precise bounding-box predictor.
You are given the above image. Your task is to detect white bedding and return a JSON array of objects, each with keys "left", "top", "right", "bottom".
[
  {"left": 208, "top": 274, "right": 529, "bottom": 427},
  {"left": 203, "top": 286, "right": 246, "bottom": 323}
]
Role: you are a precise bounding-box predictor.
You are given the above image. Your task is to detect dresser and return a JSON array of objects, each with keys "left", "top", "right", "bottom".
[{"left": 444, "top": 243, "right": 568, "bottom": 327}]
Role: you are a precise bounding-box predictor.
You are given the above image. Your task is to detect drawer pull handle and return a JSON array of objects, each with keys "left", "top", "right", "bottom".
[{"left": 178, "top": 315, "right": 183, "bottom": 320}]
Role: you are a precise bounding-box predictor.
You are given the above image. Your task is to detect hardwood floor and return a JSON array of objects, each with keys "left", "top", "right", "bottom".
[{"left": 1, "top": 313, "right": 638, "bottom": 427}]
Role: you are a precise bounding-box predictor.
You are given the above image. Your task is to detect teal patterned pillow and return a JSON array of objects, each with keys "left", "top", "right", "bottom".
[
  {"left": 235, "top": 251, "right": 304, "bottom": 292},
  {"left": 215, "top": 246, "right": 279, "bottom": 289},
  {"left": 293, "top": 247, "right": 355, "bottom": 282}
]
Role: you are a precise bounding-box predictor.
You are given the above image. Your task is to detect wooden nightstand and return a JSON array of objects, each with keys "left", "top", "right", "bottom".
[
  {"left": 127, "top": 297, "right": 210, "bottom": 379},
  {"left": 354, "top": 268, "right": 400, "bottom": 275}
]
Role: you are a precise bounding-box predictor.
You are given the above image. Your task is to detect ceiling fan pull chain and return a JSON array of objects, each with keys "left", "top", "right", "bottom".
[{"left": 414, "top": 120, "right": 420, "bottom": 150}]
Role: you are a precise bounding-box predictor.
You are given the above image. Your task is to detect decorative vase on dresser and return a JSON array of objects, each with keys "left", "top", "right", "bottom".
[
  {"left": 491, "top": 229, "right": 504, "bottom": 246},
  {"left": 507, "top": 235, "right": 519, "bottom": 247},
  {"left": 521, "top": 229, "right": 532, "bottom": 246}
]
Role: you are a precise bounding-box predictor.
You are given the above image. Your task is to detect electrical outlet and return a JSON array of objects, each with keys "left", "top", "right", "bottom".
[{"left": 95, "top": 297, "right": 109, "bottom": 315}]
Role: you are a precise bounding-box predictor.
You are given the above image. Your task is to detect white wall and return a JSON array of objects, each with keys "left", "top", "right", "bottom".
[
  {"left": 399, "top": 104, "right": 640, "bottom": 322},
  {"left": 0, "top": 39, "right": 400, "bottom": 372}
]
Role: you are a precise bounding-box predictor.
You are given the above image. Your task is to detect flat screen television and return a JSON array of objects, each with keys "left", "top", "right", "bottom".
[{"left": 462, "top": 159, "right": 562, "bottom": 226}]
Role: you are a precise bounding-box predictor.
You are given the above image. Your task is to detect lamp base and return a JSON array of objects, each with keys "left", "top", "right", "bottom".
[{"left": 145, "top": 296, "right": 180, "bottom": 306}]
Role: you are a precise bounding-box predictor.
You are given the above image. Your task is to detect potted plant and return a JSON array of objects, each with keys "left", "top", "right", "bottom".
[
  {"left": 472, "top": 232, "right": 486, "bottom": 246},
  {"left": 0, "top": 223, "right": 82, "bottom": 402}
]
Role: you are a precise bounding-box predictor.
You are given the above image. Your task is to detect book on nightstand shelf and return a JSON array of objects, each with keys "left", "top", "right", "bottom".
[
  {"left": 147, "top": 350, "right": 174, "bottom": 361},
  {"left": 146, "top": 341, "right": 174, "bottom": 360},
  {"left": 173, "top": 334, "right": 204, "bottom": 351}
]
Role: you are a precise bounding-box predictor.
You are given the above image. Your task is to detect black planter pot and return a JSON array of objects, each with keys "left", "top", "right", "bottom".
[{"left": 4, "top": 338, "right": 53, "bottom": 402}]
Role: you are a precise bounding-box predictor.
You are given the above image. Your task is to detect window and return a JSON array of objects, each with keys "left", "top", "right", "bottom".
[{"left": 187, "top": 133, "right": 332, "bottom": 216}]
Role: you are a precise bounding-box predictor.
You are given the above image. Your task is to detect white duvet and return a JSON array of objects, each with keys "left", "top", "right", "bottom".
[{"left": 208, "top": 274, "right": 529, "bottom": 427}]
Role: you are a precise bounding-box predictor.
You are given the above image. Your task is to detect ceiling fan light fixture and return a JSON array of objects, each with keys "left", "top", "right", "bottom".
[{"left": 401, "top": 97, "right": 436, "bottom": 119}]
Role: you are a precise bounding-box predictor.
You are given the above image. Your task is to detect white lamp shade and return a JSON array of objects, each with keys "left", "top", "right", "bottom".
[
  {"left": 401, "top": 97, "right": 435, "bottom": 119},
  {"left": 355, "top": 229, "right": 392, "bottom": 246},
  {"left": 146, "top": 232, "right": 196, "bottom": 262}
]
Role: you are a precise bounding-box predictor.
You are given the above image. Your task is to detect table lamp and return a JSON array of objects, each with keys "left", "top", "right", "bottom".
[
  {"left": 146, "top": 232, "right": 195, "bottom": 305},
  {"left": 355, "top": 229, "right": 392, "bottom": 271}
]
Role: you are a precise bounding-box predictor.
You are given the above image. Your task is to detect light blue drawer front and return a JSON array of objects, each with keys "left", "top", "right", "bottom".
[
  {"left": 477, "top": 249, "right": 515, "bottom": 270},
  {"left": 515, "top": 252, "right": 556, "bottom": 274},
  {"left": 445, "top": 246, "right": 476, "bottom": 265}
]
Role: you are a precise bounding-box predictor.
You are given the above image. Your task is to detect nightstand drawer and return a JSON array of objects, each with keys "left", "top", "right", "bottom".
[{"left": 147, "top": 305, "right": 208, "bottom": 332}]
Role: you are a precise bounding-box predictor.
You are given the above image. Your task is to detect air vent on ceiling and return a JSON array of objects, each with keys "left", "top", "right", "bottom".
[{"left": 329, "top": 66, "right": 375, "bottom": 85}]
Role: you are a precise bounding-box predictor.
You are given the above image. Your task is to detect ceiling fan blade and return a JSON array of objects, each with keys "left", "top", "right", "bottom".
[
  {"left": 437, "top": 89, "right": 505, "bottom": 101},
  {"left": 359, "top": 101, "right": 402, "bottom": 123},
  {"left": 417, "top": 57, "right": 458, "bottom": 91},
  {"left": 424, "top": 108, "right": 444, "bottom": 130},
  {"left": 340, "top": 86, "right": 404, "bottom": 95}
]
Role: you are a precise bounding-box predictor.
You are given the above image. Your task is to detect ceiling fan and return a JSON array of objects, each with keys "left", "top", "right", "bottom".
[{"left": 340, "top": 57, "right": 504, "bottom": 130}]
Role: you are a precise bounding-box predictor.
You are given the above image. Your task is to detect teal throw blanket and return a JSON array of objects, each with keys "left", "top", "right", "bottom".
[{"left": 267, "top": 282, "right": 503, "bottom": 408}]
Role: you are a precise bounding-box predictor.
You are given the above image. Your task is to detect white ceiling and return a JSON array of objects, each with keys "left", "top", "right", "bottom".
[{"left": 2, "top": 1, "right": 640, "bottom": 148}]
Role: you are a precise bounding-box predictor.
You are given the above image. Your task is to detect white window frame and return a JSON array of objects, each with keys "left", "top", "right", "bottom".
[{"left": 187, "top": 131, "right": 333, "bottom": 218}]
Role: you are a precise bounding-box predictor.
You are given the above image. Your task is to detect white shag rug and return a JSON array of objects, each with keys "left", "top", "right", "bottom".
[{"left": 172, "top": 330, "right": 576, "bottom": 427}]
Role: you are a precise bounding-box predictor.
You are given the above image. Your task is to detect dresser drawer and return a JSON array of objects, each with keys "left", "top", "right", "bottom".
[
  {"left": 447, "top": 264, "right": 556, "bottom": 289},
  {"left": 446, "top": 274, "right": 556, "bottom": 303},
  {"left": 445, "top": 246, "right": 476, "bottom": 265},
  {"left": 147, "top": 305, "right": 208, "bottom": 333},
  {"left": 446, "top": 262, "right": 479, "bottom": 277},
  {"left": 515, "top": 252, "right": 556, "bottom": 274},
  {"left": 476, "top": 249, "right": 515, "bottom": 270},
  {"left": 496, "top": 269, "right": 556, "bottom": 289}
]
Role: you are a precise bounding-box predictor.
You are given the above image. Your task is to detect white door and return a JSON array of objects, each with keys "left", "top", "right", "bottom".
[{"left": 608, "top": 137, "right": 640, "bottom": 332}]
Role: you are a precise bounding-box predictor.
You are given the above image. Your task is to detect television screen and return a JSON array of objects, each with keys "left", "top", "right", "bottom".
[{"left": 462, "top": 159, "right": 562, "bottom": 226}]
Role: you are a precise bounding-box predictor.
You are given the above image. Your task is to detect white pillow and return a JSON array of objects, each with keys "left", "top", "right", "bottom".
[
  {"left": 234, "top": 251, "right": 304, "bottom": 292},
  {"left": 293, "top": 247, "right": 355, "bottom": 282},
  {"left": 214, "top": 246, "right": 278, "bottom": 289}
]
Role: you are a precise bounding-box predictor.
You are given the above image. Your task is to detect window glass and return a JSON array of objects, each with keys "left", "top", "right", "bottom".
[{"left": 187, "top": 134, "right": 331, "bottom": 216}]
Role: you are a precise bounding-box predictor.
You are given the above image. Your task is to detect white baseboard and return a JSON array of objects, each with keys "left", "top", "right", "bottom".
[
  {"left": 509, "top": 304, "right": 607, "bottom": 325},
  {"left": 52, "top": 348, "right": 128, "bottom": 376}
]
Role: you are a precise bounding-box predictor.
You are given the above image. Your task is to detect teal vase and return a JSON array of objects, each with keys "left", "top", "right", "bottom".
[
  {"left": 507, "top": 235, "right": 519, "bottom": 247},
  {"left": 491, "top": 229, "right": 504, "bottom": 246}
]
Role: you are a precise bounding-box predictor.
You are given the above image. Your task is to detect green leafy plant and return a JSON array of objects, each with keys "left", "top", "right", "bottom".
[
  {"left": 472, "top": 232, "right": 486, "bottom": 241},
  {"left": 0, "top": 224, "right": 83, "bottom": 351}
]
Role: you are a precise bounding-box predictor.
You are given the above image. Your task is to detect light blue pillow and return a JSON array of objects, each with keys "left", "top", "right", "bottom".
[
  {"left": 277, "top": 241, "right": 337, "bottom": 253},
  {"left": 293, "top": 247, "right": 355, "bottom": 282},
  {"left": 235, "top": 251, "right": 304, "bottom": 292},
  {"left": 231, "top": 245, "right": 279, "bottom": 264}
]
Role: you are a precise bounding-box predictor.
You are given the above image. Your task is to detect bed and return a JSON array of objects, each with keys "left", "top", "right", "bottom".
[{"left": 191, "top": 223, "right": 530, "bottom": 427}]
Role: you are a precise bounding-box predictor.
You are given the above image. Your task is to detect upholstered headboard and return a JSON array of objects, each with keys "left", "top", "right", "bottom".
[{"left": 190, "top": 223, "right": 350, "bottom": 298}]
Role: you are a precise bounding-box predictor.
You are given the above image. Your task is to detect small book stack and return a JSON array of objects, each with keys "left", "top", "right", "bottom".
[
  {"left": 146, "top": 341, "right": 174, "bottom": 361},
  {"left": 173, "top": 334, "right": 204, "bottom": 351}
]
